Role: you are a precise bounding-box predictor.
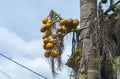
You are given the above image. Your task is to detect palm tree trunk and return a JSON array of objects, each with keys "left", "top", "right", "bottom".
[{"left": 80, "top": 0, "right": 101, "bottom": 79}]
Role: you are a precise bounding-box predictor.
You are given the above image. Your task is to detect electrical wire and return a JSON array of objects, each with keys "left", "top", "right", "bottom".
[
  {"left": 0, "top": 53, "right": 48, "bottom": 79},
  {"left": 0, "top": 69, "right": 13, "bottom": 79}
]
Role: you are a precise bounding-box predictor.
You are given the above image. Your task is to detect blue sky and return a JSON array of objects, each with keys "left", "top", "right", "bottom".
[
  {"left": 0, "top": 0, "right": 79, "bottom": 79},
  {"left": 0, "top": 0, "right": 80, "bottom": 41}
]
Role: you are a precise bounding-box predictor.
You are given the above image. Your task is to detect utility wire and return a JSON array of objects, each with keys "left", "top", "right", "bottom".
[
  {"left": 0, "top": 53, "right": 48, "bottom": 79},
  {"left": 0, "top": 69, "right": 13, "bottom": 79}
]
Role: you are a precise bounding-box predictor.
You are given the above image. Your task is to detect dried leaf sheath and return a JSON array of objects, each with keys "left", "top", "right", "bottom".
[
  {"left": 51, "top": 57, "right": 57, "bottom": 76},
  {"left": 49, "top": 10, "right": 64, "bottom": 75}
]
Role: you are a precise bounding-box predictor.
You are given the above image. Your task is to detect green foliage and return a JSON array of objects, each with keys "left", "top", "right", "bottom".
[
  {"left": 69, "top": 74, "right": 75, "bottom": 78},
  {"left": 69, "top": 74, "right": 87, "bottom": 79},
  {"left": 81, "top": 74, "right": 87, "bottom": 79},
  {"left": 101, "top": 0, "right": 107, "bottom": 4},
  {"left": 114, "top": 4, "right": 120, "bottom": 12},
  {"left": 69, "top": 74, "right": 78, "bottom": 79},
  {"left": 115, "top": 56, "right": 120, "bottom": 69}
]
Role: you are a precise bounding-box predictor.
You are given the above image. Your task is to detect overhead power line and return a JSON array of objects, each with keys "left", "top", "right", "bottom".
[
  {"left": 0, "top": 53, "right": 48, "bottom": 79},
  {"left": 0, "top": 69, "right": 13, "bottom": 79}
]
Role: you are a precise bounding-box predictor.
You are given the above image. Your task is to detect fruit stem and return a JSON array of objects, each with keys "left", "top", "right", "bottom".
[{"left": 52, "top": 10, "right": 63, "bottom": 20}]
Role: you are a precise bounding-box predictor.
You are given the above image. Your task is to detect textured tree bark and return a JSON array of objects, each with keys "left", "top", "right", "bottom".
[{"left": 80, "top": 0, "right": 101, "bottom": 79}]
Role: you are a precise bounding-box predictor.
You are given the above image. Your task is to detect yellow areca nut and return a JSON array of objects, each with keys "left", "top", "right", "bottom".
[{"left": 75, "top": 56, "right": 80, "bottom": 61}]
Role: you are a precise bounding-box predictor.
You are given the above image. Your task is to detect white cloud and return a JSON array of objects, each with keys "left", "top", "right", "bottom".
[
  {"left": 0, "top": 26, "right": 43, "bottom": 58},
  {"left": 0, "top": 27, "right": 69, "bottom": 79}
]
